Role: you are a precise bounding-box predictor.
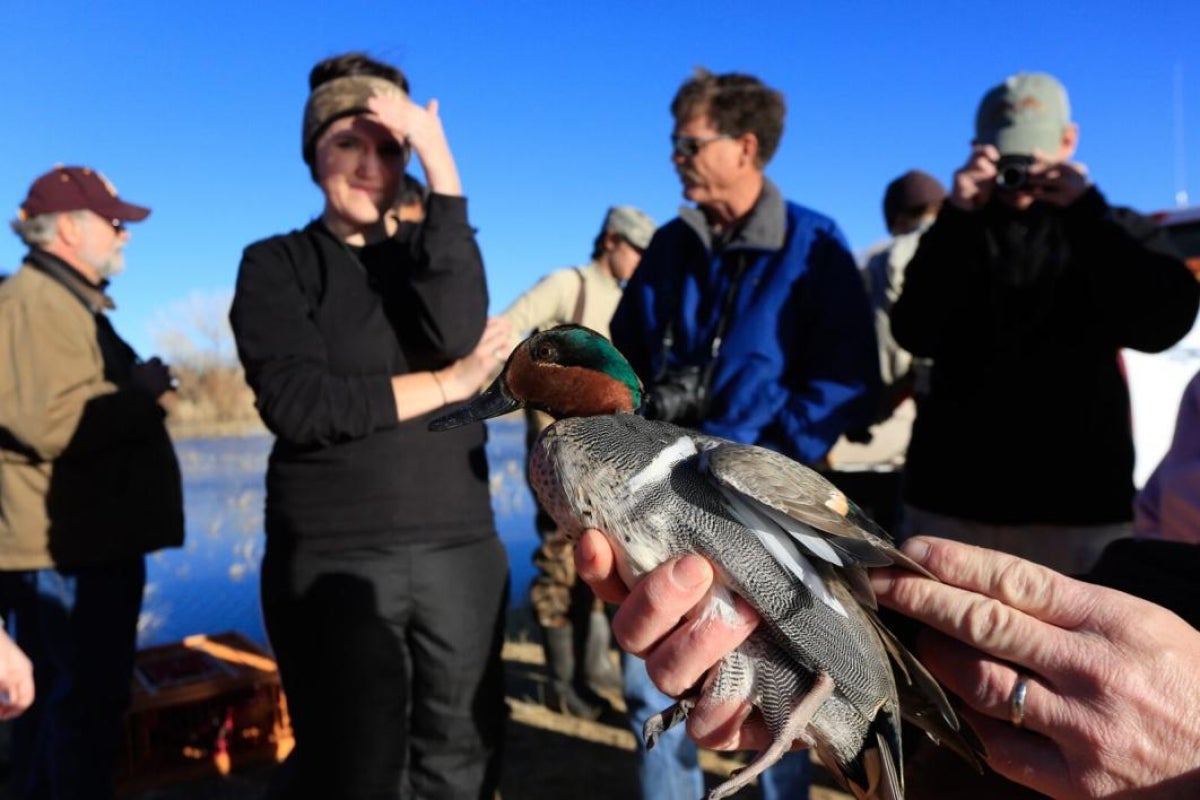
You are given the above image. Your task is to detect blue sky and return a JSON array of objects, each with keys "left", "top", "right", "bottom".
[{"left": 1, "top": 0, "right": 1197, "bottom": 358}]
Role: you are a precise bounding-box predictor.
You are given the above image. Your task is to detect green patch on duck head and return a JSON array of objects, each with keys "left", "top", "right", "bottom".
[{"left": 517, "top": 325, "right": 643, "bottom": 417}]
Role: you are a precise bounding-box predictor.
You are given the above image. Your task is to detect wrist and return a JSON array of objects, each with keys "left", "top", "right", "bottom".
[
  {"left": 431, "top": 369, "right": 455, "bottom": 406},
  {"left": 416, "top": 145, "right": 462, "bottom": 197}
]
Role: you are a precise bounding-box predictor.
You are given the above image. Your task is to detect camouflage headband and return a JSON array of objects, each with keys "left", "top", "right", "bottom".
[{"left": 301, "top": 75, "right": 406, "bottom": 164}]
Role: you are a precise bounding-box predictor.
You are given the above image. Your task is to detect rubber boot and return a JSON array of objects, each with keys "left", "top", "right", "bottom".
[
  {"left": 541, "top": 625, "right": 610, "bottom": 720},
  {"left": 581, "top": 609, "right": 622, "bottom": 695}
]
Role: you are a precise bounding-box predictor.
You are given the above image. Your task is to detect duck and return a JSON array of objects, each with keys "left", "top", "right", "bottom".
[{"left": 431, "top": 324, "right": 983, "bottom": 800}]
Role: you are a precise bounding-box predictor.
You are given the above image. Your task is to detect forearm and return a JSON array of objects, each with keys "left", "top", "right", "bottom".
[
  {"left": 248, "top": 363, "right": 398, "bottom": 446},
  {"left": 391, "top": 368, "right": 468, "bottom": 421},
  {"left": 415, "top": 141, "right": 462, "bottom": 197},
  {"left": 406, "top": 194, "right": 488, "bottom": 358}
]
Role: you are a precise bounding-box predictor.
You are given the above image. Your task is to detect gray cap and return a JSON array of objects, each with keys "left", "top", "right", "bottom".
[
  {"left": 603, "top": 205, "right": 656, "bottom": 249},
  {"left": 975, "top": 72, "right": 1071, "bottom": 157}
]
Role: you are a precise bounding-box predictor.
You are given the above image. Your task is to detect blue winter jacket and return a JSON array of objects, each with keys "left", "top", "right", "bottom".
[{"left": 611, "top": 179, "right": 880, "bottom": 465}]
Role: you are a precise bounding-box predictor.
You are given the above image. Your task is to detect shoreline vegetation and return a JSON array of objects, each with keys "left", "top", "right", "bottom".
[{"left": 163, "top": 364, "right": 264, "bottom": 440}]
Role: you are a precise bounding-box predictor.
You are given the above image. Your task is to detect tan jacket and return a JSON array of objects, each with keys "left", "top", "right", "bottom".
[
  {"left": 0, "top": 255, "right": 183, "bottom": 569},
  {"left": 501, "top": 260, "right": 623, "bottom": 346}
]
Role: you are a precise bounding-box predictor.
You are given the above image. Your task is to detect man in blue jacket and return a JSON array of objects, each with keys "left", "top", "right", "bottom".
[{"left": 610, "top": 67, "right": 879, "bottom": 800}]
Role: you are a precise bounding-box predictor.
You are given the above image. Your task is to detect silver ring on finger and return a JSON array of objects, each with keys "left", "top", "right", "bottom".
[{"left": 1009, "top": 673, "right": 1030, "bottom": 728}]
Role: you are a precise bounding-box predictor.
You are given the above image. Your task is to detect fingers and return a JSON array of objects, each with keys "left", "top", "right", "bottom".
[
  {"left": 1025, "top": 155, "right": 1090, "bottom": 206},
  {"left": 0, "top": 663, "right": 34, "bottom": 720},
  {"left": 478, "top": 318, "right": 511, "bottom": 350},
  {"left": 611, "top": 555, "right": 715, "bottom": 655},
  {"left": 959, "top": 709, "right": 1070, "bottom": 799},
  {"left": 881, "top": 537, "right": 1097, "bottom": 629},
  {"left": 967, "top": 143, "right": 1000, "bottom": 170},
  {"left": 574, "top": 529, "right": 627, "bottom": 604},
  {"left": 915, "top": 629, "right": 1061, "bottom": 737},
  {"left": 687, "top": 695, "right": 769, "bottom": 751},
  {"left": 949, "top": 144, "right": 998, "bottom": 209},
  {"left": 641, "top": 589, "right": 758, "bottom": 696},
  {"left": 870, "top": 541, "right": 1088, "bottom": 675}
]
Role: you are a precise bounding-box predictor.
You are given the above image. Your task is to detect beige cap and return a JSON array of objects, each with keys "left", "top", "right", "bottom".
[{"left": 603, "top": 205, "right": 656, "bottom": 249}]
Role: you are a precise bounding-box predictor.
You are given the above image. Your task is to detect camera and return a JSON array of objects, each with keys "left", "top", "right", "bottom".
[
  {"left": 994, "top": 155, "right": 1035, "bottom": 191},
  {"left": 645, "top": 365, "right": 710, "bottom": 426}
]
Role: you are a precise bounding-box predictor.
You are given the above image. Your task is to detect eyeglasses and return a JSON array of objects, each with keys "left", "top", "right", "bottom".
[
  {"left": 671, "top": 133, "right": 733, "bottom": 158},
  {"left": 107, "top": 218, "right": 126, "bottom": 234}
]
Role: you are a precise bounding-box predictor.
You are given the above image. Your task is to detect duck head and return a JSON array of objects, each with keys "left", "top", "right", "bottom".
[{"left": 430, "top": 324, "right": 644, "bottom": 431}]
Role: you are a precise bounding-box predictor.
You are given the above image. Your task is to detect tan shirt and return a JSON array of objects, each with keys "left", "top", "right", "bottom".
[{"left": 500, "top": 260, "right": 623, "bottom": 346}]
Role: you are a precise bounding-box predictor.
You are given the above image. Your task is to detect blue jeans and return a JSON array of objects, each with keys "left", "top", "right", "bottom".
[
  {"left": 0, "top": 557, "right": 145, "bottom": 800},
  {"left": 622, "top": 653, "right": 810, "bottom": 800}
]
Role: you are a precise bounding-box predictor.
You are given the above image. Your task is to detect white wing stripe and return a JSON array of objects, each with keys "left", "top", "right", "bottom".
[
  {"left": 724, "top": 492, "right": 848, "bottom": 618},
  {"left": 749, "top": 498, "right": 844, "bottom": 566},
  {"left": 627, "top": 436, "right": 698, "bottom": 494}
]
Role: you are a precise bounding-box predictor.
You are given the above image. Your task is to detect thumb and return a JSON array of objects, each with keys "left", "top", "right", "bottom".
[{"left": 426, "top": 98, "right": 440, "bottom": 117}]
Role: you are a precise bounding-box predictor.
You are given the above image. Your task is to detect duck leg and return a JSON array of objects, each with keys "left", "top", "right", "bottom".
[
  {"left": 707, "top": 671, "right": 833, "bottom": 800},
  {"left": 643, "top": 694, "right": 697, "bottom": 750}
]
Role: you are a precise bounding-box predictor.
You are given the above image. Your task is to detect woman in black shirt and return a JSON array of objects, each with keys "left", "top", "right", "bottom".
[{"left": 230, "top": 52, "right": 509, "bottom": 799}]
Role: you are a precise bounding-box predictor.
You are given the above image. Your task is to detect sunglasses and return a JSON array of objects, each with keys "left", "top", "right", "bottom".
[
  {"left": 107, "top": 218, "right": 126, "bottom": 234},
  {"left": 671, "top": 133, "right": 733, "bottom": 158}
]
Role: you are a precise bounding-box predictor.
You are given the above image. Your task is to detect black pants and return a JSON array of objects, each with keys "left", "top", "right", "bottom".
[{"left": 261, "top": 535, "right": 509, "bottom": 800}]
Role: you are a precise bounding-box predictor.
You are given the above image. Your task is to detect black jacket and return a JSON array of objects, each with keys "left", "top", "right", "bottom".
[
  {"left": 230, "top": 195, "right": 494, "bottom": 547},
  {"left": 891, "top": 188, "right": 1200, "bottom": 525}
]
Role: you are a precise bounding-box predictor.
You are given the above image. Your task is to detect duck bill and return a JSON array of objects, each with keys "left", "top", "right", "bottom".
[{"left": 428, "top": 377, "right": 521, "bottom": 432}]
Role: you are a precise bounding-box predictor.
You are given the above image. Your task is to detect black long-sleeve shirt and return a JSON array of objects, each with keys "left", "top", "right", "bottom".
[
  {"left": 891, "top": 188, "right": 1200, "bottom": 525},
  {"left": 230, "top": 195, "right": 494, "bottom": 547}
]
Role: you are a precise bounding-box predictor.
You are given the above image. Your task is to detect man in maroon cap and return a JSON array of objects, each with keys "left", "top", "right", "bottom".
[{"left": 0, "top": 165, "right": 184, "bottom": 799}]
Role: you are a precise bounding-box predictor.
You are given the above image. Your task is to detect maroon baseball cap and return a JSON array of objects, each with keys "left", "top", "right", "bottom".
[{"left": 17, "top": 165, "right": 150, "bottom": 223}]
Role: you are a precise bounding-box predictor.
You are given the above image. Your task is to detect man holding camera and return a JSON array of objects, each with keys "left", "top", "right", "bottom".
[
  {"left": 890, "top": 72, "right": 1199, "bottom": 576},
  {"left": 609, "top": 67, "right": 879, "bottom": 800}
]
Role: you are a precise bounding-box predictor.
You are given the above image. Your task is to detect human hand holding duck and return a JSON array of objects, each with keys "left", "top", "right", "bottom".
[{"left": 580, "top": 531, "right": 1200, "bottom": 799}]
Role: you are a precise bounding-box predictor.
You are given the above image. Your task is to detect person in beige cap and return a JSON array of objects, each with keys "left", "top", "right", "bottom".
[
  {"left": 891, "top": 71, "right": 1199, "bottom": 580},
  {"left": 499, "top": 204, "right": 654, "bottom": 721},
  {"left": 501, "top": 205, "right": 654, "bottom": 347},
  {"left": 1, "top": 165, "right": 183, "bottom": 797},
  {"left": 230, "top": 52, "right": 509, "bottom": 799}
]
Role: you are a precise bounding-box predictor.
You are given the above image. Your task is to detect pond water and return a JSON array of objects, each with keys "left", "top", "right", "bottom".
[{"left": 141, "top": 417, "right": 538, "bottom": 650}]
